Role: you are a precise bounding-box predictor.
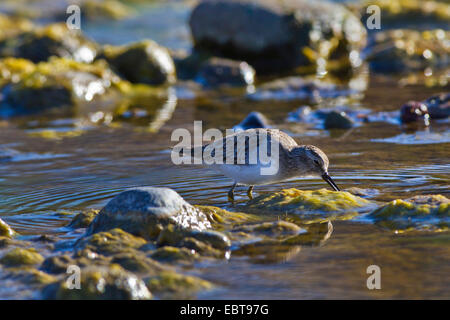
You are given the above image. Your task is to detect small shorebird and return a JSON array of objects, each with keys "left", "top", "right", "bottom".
[{"left": 176, "top": 128, "right": 340, "bottom": 200}]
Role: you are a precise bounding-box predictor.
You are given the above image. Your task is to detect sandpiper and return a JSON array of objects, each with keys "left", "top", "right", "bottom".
[{"left": 178, "top": 128, "right": 340, "bottom": 200}]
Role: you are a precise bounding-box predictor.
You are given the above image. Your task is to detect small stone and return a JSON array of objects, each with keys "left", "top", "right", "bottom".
[
  {"left": 234, "top": 111, "right": 270, "bottom": 131},
  {"left": 0, "top": 248, "right": 44, "bottom": 267},
  {"left": 324, "top": 111, "right": 354, "bottom": 129},
  {"left": 196, "top": 57, "right": 255, "bottom": 87},
  {"left": 0, "top": 218, "right": 16, "bottom": 238},
  {"left": 400, "top": 101, "right": 429, "bottom": 124},
  {"left": 424, "top": 93, "right": 449, "bottom": 119}
]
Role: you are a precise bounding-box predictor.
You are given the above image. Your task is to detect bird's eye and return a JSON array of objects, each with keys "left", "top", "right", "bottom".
[{"left": 314, "top": 160, "right": 320, "bottom": 166}]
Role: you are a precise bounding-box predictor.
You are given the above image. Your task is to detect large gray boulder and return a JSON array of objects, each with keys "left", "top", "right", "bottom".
[
  {"left": 189, "top": 0, "right": 366, "bottom": 73},
  {"left": 86, "top": 187, "right": 211, "bottom": 239}
]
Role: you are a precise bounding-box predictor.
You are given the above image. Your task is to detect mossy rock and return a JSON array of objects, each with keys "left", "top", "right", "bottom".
[
  {"left": 6, "top": 267, "right": 57, "bottom": 285},
  {"left": 81, "top": 0, "right": 134, "bottom": 20},
  {"left": 0, "top": 248, "right": 44, "bottom": 267},
  {"left": 150, "top": 246, "right": 198, "bottom": 264},
  {"left": 0, "top": 23, "right": 98, "bottom": 63},
  {"left": 369, "top": 195, "right": 450, "bottom": 231},
  {"left": 75, "top": 228, "right": 147, "bottom": 256},
  {"left": 111, "top": 252, "right": 165, "bottom": 275},
  {"left": 244, "top": 188, "right": 372, "bottom": 218},
  {"left": 67, "top": 209, "right": 100, "bottom": 229},
  {"left": 197, "top": 205, "right": 262, "bottom": 227},
  {"left": 0, "top": 13, "right": 34, "bottom": 41},
  {"left": 42, "top": 264, "right": 152, "bottom": 300},
  {"left": 146, "top": 271, "right": 213, "bottom": 299},
  {"left": 234, "top": 221, "right": 305, "bottom": 239},
  {"left": 0, "top": 218, "right": 16, "bottom": 238},
  {"left": 102, "top": 40, "right": 176, "bottom": 85}
]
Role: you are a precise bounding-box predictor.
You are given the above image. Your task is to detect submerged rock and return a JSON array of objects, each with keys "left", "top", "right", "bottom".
[
  {"left": 369, "top": 195, "right": 450, "bottom": 231},
  {"left": 0, "top": 23, "right": 98, "bottom": 63},
  {"left": 244, "top": 188, "right": 371, "bottom": 219},
  {"left": 101, "top": 40, "right": 176, "bottom": 85},
  {"left": 248, "top": 77, "right": 356, "bottom": 101},
  {"left": 0, "top": 248, "right": 44, "bottom": 267},
  {"left": 400, "top": 101, "right": 429, "bottom": 124},
  {"left": 0, "top": 218, "right": 16, "bottom": 238},
  {"left": 424, "top": 93, "right": 449, "bottom": 119},
  {"left": 86, "top": 187, "right": 211, "bottom": 240},
  {"left": 324, "top": 111, "right": 354, "bottom": 129},
  {"left": 196, "top": 57, "right": 255, "bottom": 88},
  {"left": 367, "top": 29, "right": 449, "bottom": 73},
  {"left": 189, "top": 0, "right": 366, "bottom": 74},
  {"left": 146, "top": 271, "right": 213, "bottom": 299},
  {"left": 42, "top": 265, "right": 152, "bottom": 300}
]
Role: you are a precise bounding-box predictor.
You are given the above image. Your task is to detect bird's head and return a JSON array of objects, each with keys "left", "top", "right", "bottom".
[{"left": 293, "top": 145, "right": 340, "bottom": 191}]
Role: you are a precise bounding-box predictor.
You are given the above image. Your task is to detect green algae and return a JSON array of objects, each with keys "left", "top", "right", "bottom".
[
  {"left": 67, "top": 209, "right": 100, "bottom": 229},
  {"left": 244, "top": 188, "right": 371, "bottom": 216},
  {"left": 0, "top": 13, "right": 33, "bottom": 40},
  {"left": 75, "top": 228, "right": 147, "bottom": 256},
  {"left": 82, "top": 0, "right": 134, "bottom": 20},
  {"left": 111, "top": 252, "right": 165, "bottom": 275},
  {"left": 369, "top": 195, "right": 450, "bottom": 232},
  {"left": 42, "top": 264, "right": 152, "bottom": 300},
  {"left": 7, "top": 267, "right": 57, "bottom": 285},
  {"left": 0, "top": 218, "right": 16, "bottom": 238},
  {"left": 146, "top": 271, "right": 213, "bottom": 299},
  {"left": 150, "top": 246, "right": 198, "bottom": 264},
  {"left": 0, "top": 248, "right": 44, "bottom": 267}
]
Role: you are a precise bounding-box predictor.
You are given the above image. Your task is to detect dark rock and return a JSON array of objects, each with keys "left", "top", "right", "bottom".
[
  {"left": 400, "top": 101, "right": 429, "bottom": 124},
  {"left": 196, "top": 57, "right": 255, "bottom": 87},
  {"left": 101, "top": 40, "right": 176, "bottom": 85},
  {"left": 85, "top": 187, "right": 211, "bottom": 240},
  {"left": 189, "top": 0, "right": 366, "bottom": 74},
  {"left": 324, "top": 111, "right": 354, "bottom": 129},
  {"left": 234, "top": 111, "right": 270, "bottom": 130},
  {"left": 67, "top": 209, "right": 99, "bottom": 229},
  {"left": 423, "top": 93, "right": 449, "bottom": 119}
]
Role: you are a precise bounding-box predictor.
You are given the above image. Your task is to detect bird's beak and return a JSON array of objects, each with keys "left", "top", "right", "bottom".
[{"left": 322, "top": 173, "right": 340, "bottom": 191}]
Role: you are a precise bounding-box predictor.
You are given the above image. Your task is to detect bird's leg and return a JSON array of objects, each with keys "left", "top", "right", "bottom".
[
  {"left": 228, "top": 183, "right": 237, "bottom": 201},
  {"left": 247, "top": 185, "right": 254, "bottom": 199}
]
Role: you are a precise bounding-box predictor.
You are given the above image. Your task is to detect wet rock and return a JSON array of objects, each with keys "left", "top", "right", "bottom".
[
  {"left": 67, "top": 209, "right": 100, "bottom": 229},
  {"left": 400, "top": 101, "right": 429, "bottom": 124},
  {"left": 0, "top": 248, "right": 44, "bottom": 267},
  {"left": 102, "top": 40, "right": 176, "bottom": 85},
  {"left": 177, "top": 238, "right": 224, "bottom": 259},
  {"left": 244, "top": 188, "right": 372, "bottom": 219},
  {"left": 111, "top": 252, "right": 165, "bottom": 275},
  {"left": 0, "top": 23, "right": 97, "bottom": 63},
  {"left": 367, "top": 29, "right": 449, "bottom": 73},
  {"left": 150, "top": 246, "right": 198, "bottom": 264},
  {"left": 247, "top": 77, "right": 355, "bottom": 101},
  {"left": 157, "top": 225, "right": 231, "bottom": 250},
  {"left": 41, "top": 255, "right": 77, "bottom": 275},
  {"left": 281, "top": 221, "right": 333, "bottom": 246},
  {"left": 76, "top": 228, "right": 147, "bottom": 256},
  {"left": 0, "top": 218, "right": 16, "bottom": 238},
  {"left": 5, "top": 268, "right": 56, "bottom": 285},
  {"left": 86, "top": 187, "right": 211, "bottom": 240},
  {"left": 146, "top": 271, "right": 213, "bottom": 299},
  {"left": 424, "top": 93, "right": 449, "bottom": 119},
  {"left": 234, "top": 111, "right": 270, "bottom": 131},
  {"left": 0, "top": 13, "right": 34, "bottom": 40},
  {"left": 81, "top": 0, "right": 133, "bottom": 20},
  {"left": 0, "top": 57, "right": 121, "bottom": 115},
  {"left": 196, "top": 57, "right": 255, "bottom": 88},
  {"left": 189, "top": 0, "right": 366, "bottom": 74},
  {"left": 42, "top": 265, "right": 152, "bottom": 300},
  {"left": 324, "top": 111, "right": 354, "bottom": 129},
  {"left": 369, "top": 195, "right": 450, "bottom": 231},
  {"left": 234, "top": 221, "right": 304, "bottom": 239}
]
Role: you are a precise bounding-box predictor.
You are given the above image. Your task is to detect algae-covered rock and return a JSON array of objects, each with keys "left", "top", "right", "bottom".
[
  {"left": 245, "top": 188, "right": 371, "bottom": 219},
  {"left": 102, "top": 40, "right": 176, "bottom": 85},
  {"left": 41, "top": 255, "right": 77, "bottom": 275},
  {"left": 0, "top": 13, "right": 34, "bottom": 40},
  {"left": 86, "top": 187, "right": 211, "bottom": 240},
  {"left": 42, "top": 265, "right": 152, "bottom": 300},
  {"left": 146, "top": 271, "right": 213, "bottom": 299},
  {"left": 0, "top": 57, "right": 121, "bottom": 114},
  {"left": 67, "top": 209, "right": 100, "bottom": 229},
  {"left": 234, "top": 221, "right": 305, "bottom": 239},
  {"left": 0, "top": 218, "right": 16, "bottom": 238},
  {"left": 369, "top": 195, "right": 450, "bottom": 231},
  {"left": 0, "top": 23, "right": 98, "bottom": 63},
  {"left": 150, "top": 246, "right": 198, "bottom": 264},
  {"left": 6, "top": 267, "right": 57, "bottom": 285},
  {"left": 0, "top": 248, "right": 44, "bottom": 267},
  {"left": 189, "top": 0, "right": 366, "bottom": 74},
  {"left": 111, "top": 252, "right": 165, "bottom": 275},
  {"left": 76, "top": 228, "right": 147, "bottom": 256},
  {"left": 81, "top": 0, "right": 134, "bottom": 20},
  {"left": 367, "top": 29, "right": 449, "bottom": 73}
]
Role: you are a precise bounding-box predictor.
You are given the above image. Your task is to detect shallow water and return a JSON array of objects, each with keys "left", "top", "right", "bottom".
[{"left": 0, "top": 1, "right": 449, "bottom": 299}]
